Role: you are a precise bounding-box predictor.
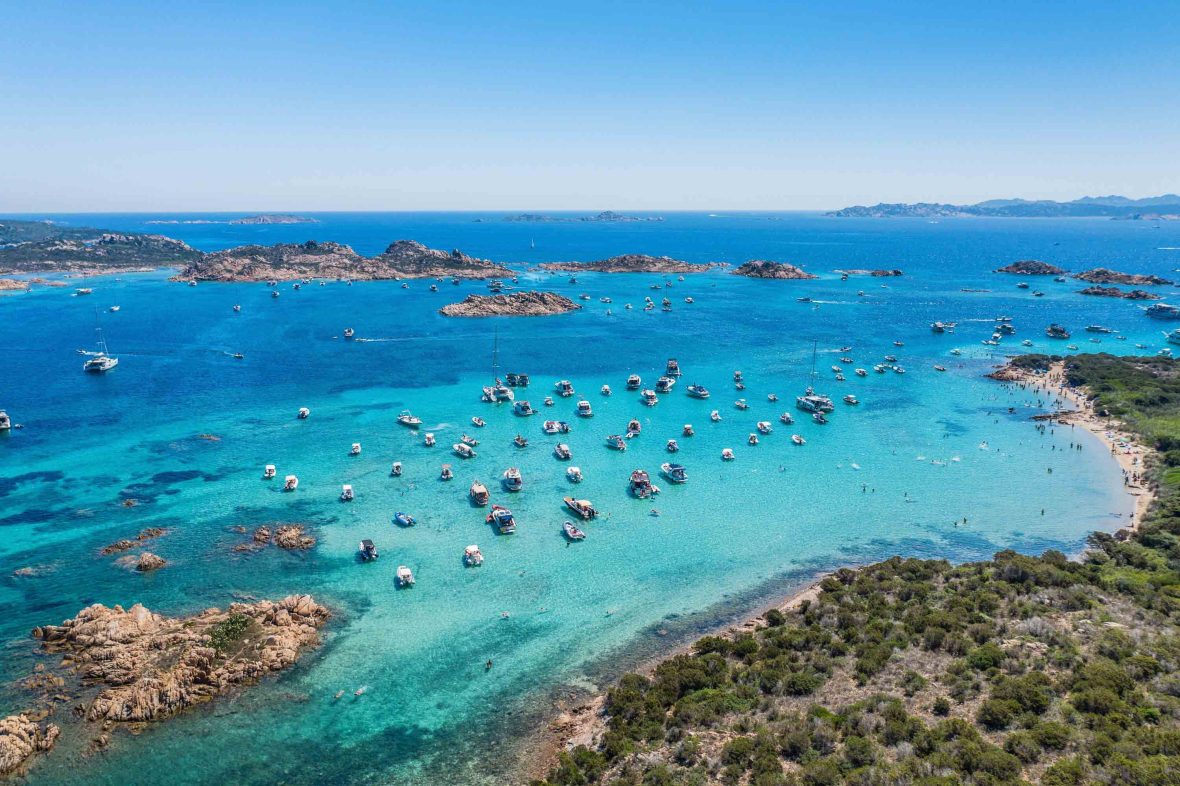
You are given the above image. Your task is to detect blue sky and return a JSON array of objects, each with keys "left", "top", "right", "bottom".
[{"left": 1, "top": 1, "right": 1177, "bottom": 211}]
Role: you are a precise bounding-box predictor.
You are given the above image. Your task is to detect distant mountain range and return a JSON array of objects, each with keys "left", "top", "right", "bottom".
[{"left": 828, "top": 194, "right": 1180, "bottom": 218}]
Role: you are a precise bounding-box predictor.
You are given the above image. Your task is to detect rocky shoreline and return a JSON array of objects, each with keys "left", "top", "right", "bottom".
[
  {"left": 439, "top": 291, "right": 580, "bottom": 317},
  {"left": 731, "top": 260, "right": 817, "bottom": 279},
  {"left": 6, "top": 595, "right": 329, "bottom": 777},
  {"left": 537, "top": 254, "right": 717, "bottom": 274}
]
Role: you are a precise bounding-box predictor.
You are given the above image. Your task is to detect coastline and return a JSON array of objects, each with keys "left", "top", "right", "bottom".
[
  {"left": 524, "top": 357, "right": 1158, "bottom": 780},
  {"left": 991, "top": 358, "right": 1153, "bottom": 529}
]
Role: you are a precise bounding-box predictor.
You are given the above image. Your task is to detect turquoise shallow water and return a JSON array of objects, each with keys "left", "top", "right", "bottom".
[{"left": 2, "top": 212, "right": 1178, "bottom": 784}]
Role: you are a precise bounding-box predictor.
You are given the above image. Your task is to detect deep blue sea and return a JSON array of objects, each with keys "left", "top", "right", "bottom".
[{"left": 3, "top": 212, "right": 1179, "bottom": 784}]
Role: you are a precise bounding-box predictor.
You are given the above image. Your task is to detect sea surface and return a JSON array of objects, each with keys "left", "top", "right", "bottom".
[{"left": 2, "top": 212, "right": 1179, "bottom": 784}]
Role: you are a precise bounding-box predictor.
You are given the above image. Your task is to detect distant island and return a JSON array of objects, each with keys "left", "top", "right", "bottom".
[
  {"left": 229, "top": 214, "right": 319, "bottom": 224},
  {"left": 147, "top": 214, "right": 319, "bottom": 225},
  {"left": 176, "top": 239, "right": 511, "bottom": 282},
  {"left": 498, "top": 211, "right": 662, "bottom": 223},
  {"left": 1073, "top": 268, "right": 1172, "bottom": 286},
  {"left": 829, "top": 193, "right": 1180, "bottom": 218},
  {"left": 731, "top": 260, "right": 817, "bottom": 279},
  {"left": 537, "top": 253, "right": 716, "bottom": 274},
  {"left": 439, "top": 291, "right": 579, "bottom": 317}
]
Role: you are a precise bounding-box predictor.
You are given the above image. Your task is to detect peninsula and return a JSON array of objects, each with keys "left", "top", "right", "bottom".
[
  {"left": 439, "top": 291, "right": 579, "bottom": 317},
  {"left": 0, "top": 220, "right": 201, "bottom": 275},
  {"left": 537, "top": 254, "right": 715, "bottom": 274},
  {"left": 731, "top": 260, "right": 817, "bottom": 279},
  {"left": 534, "top": 353, "right": 1178, "bottom": 786},
  {"left": 829, "top": 193, "right": 1180, "bottom": 218},
  {"left": 174, "top": 239, "right": 511, "bottom": 282}
]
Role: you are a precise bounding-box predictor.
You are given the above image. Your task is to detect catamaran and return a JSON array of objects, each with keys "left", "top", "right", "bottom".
[
  {"left": 796, "top": 340, "right": 835, "bottom": 414},
  {"left": 82, "top": 317, "right": 119, "bottom": 373}
]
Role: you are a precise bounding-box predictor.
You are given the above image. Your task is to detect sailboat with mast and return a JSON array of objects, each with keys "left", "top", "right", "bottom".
[
  {"left": 795, "top": 340, "right": 833, "bottom": 413},
  {"left": 83, "top": 310, "right": 119, "bottom": 373},
  {"left": 481, "top": 328, "right": 514, "bottom": 403}
]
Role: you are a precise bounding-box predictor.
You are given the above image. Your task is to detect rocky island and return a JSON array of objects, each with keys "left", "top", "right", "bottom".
[
  {"left": 0, "top": 220, "right": 202, "bottom": 275},
  {"left": 837, "top": 268, "right": 904, "bottom": 277},
  {"left": 174, "top": 239, "right": 511, "bottom": 282},
  {"left": 25, "top": 595, "right": 328, "bottom": 730},
  {"left": 1078, "top": 285, "right": 1161, "bottom": 300},
  {"left": 1073, "top": 267, "right": 1172, "bottom": 286},
  {"left": 994, "top": 259, "right": 1068, "bottom": 275},
  {"left": 829, "top": 193, "right": 1180, "bottom": 218},
  {"left": 439, "top": 291, "right": 579, "bottom": 317},
  {"left": 731, "top": 260, "right": 817, "bottom": 279},
  {"left": 0, "top": 714, "right": 59, "bottom": 778},
  {"left": 537, "top": 254, "right": 715, "bottom": 274}
]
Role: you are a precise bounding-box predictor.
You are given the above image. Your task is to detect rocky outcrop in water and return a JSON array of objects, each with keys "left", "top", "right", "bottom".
[
  {"left": 0, "top": 278, "right": 29, "bottom": 291},
  {"left": 0, "top": 714, "right": 59, "bottom": 778},
  {"left": 731, "top": 260, "right": 817, "bottom": 279},
  {"left": 175, "top": 239, "right": 510, "bottom": 282},
  {"left": 1073, "top": 267, "right": 1172, "bottom": 286},
  {"left": 994, "top": 260, "right": 1067, "bottom": 275},
  {"left": 837, "top": 268, "right": 904, "bottom": 277},
  {"left": 1078, "top": 285, "right": 1161, "bottom": 300},
  {"left": 537, "top": 254, "right": 714, "bottom": 274},
  {"left": 135, "top": 552, "right": 167, "bottom": 572},
  {"left": 100, "top": 527, "right": 167, "bottom": 556},
  {"left": 30, "top": 595, "right": 329, "bottom": 724},
  {"left": 440, "top": 291, "right": 580, "bottom": 317}
]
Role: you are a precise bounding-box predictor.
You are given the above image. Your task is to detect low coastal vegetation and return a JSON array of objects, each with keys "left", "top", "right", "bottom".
[{"left": 535, "top": 354, "right": 1180, "bottom": 786}]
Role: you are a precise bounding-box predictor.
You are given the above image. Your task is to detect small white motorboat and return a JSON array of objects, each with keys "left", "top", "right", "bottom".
[
  {"left": 792, "top": 434, "right": 805, "bottom": 445},
  {"left": 453, "top": 442, "right": 477, "bottom": 459},
  {"left": 710, "top": 410, "right": 721, "bottom": 422},
  {"left": 263, "top": 464, "right": 276, "bottom": 479},
  {"left": 575, "top": 400, "right": 593, "bottom": 417},
  {"left": 284, "top": 475, "right": 299, "bottom": 491},
  {"left": 472, "top": 416, "right": 486, "bottom": 428},
  {"left": 600, "top": 385, "right": 611, "bottom": 396},
  {"left": 340, "top": 484, "right": 354, "bottom": 501},
  {"left": 748, "top": 433, "right": 759, "bottom": 445},
  {"left": 779, "top": 412, "right": 794, "bottom": 425},
  {"left": 396, "top": 565, "right": 415, "bottom": 587},
  {"left": 721, "top": 448, "right": 735, "bottom": 461},
  {"left": 397, "top": 410, "right": 422, "bottom": 428},
  {"left": 682, "top": 424, "right": 694, "bottom": 436},
  {"left": 502, "top": 467, "right": 523, "bottom": 492},
  {"left": 660, "top": 463, "right": 687, "bottom": 483},
  {"left": 626, "top": 374, "right": 642, "bottom": 390},
  {"left": 298, "top": 407, "right": 311, "bottom": 419},
  {"left": 554, "top": 443, "right": 572, "bottom": 460},
  {"left": 440, "top": 464, "right": 454, "bottom": 481},
  {"left": 464, "top": 545, "right": 484, "bottom": 567},
  {"left": 641, "top": 389, "right": 658, "bottom": 406},
  {"left": 666, "top": 439, "right": 679, "bottom": 452},
  {"left": 350, "top": 442, "right": 362, "bottom": 456},
  {"left": 566, "top": 466, "right": 583, "bottom": 483},
  {"left": 562, "top": 521, "right": 586, "bottom": 541},
  {"left": 756, "top": 421, "right": 772, "bottom": 434},
  {"left": 424, "top": 433, "right": 436, "bottom": 447},
  {"left": 391, "top": 461, "right": 403, "bottom": 476},
  {"left": 843, "top": 395, "right": 859, "bottom": 405},
  {"left": 735, "top": 399, "right": 749, "bottom": 410},
  {"left": 470, "top": 480, "right": 490, "bottom": 506}
]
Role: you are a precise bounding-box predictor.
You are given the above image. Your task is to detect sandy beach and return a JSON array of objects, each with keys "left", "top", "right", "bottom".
[{"left": 994, "top": 359, "right": 1154, "bottom": 530}]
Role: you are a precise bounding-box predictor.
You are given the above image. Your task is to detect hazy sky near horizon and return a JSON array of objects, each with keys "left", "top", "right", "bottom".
[{"left": 2, "top": 1, "right": 1177, "bottom": 212}]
